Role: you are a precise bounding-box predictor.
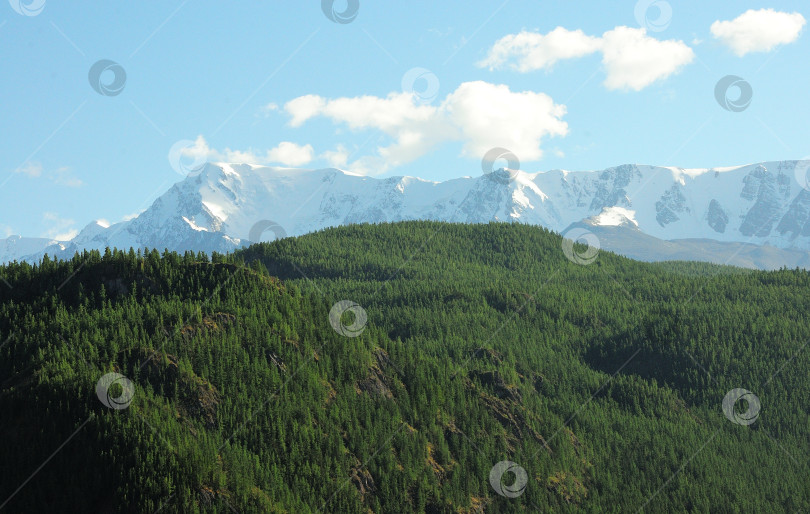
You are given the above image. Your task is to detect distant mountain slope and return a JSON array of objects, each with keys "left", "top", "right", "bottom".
[
  {"left": 4, "top": 160, "right": 810, "bottom": 269},
  {"left": 567, "top": 212, "right": 810, "bottom": 270}
]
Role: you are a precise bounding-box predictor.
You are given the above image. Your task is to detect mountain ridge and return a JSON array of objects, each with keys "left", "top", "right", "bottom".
[{"left": 5, "top": 160, "right": 810, "bottom": 269}]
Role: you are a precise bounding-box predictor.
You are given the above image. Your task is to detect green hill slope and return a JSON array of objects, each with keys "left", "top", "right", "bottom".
[{"left": 1, "top": 221, "right": 808, "bottom": 512}]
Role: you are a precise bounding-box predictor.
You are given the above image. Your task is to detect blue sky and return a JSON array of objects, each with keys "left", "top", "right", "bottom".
[{"left": 1, "top": 0, "right": 808, "bottom": 240}]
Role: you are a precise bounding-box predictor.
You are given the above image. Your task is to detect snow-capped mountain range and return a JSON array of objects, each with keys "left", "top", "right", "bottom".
[{"left": 4, "top": 160, "right": 810, "bottom": 270}]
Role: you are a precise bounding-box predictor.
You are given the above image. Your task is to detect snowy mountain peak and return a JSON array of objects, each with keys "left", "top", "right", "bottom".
[
  {"left": 3, "top": 160, "right": 810, "bottom": 269},
  {"left": 587, "top": 207, "right": 639, "bottom": 228}
]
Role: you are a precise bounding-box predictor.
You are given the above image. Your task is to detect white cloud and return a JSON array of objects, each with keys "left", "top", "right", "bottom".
[
  {"left": 184, "top": 81, "right": 571, "bottom": 175},
  {"left": 711, "top": 9, "right": 806, "bottom": 56},
  {"left": 184, "top": 136, "right": 315, "bottom": 167},
  {"left": 256, "top": 102, "right": 279, "bottom": 118},
  {"left": 14, "top": 162, "right": 43, "bottom": 177},
  {"left": 12, "top": 162, "right": 82, "bottom": 187},
  {"left": 442, "top": 81, "right": 567, "bottom": 160},
  {"left": 287, "top": 91, "right": 456, "bottom": 174},
  {"left": 265, "top": 141, "right": 315, "bottom": 167},
  {"left": 288, "top": 92, "right": 439, "bottom": 133},
  {"left": 478, "top": 26, "right": 694, "bottom": 91},
  {"left": 286, "top": 95, "right": 328, "bottom": 127},
  {"left": 42, "top": 212, "right": 77, "bottom": 241},
  {"left": 283, "top": 80, "right": 568, "bottom": 174},
  {"left": 601, "top": 27, "right": 694, "bottom": 91},
  {"left": 321, "top": 145, "right": 350, "bottom": 168},
  {"left": 478, "top": 27, "right": 601, "bottom": 72},
  {"left": 51, "top": 167, "right": 83, "bottom": 187}
]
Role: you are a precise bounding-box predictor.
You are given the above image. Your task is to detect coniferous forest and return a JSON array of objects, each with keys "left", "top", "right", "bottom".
[{"left": 1, "top": 221, "right": 808, "bottom": 512}]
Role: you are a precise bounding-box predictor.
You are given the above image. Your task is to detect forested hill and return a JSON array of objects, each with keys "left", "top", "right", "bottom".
[{"left": 1, "top": 221, "right": 809, "bottom": 512}]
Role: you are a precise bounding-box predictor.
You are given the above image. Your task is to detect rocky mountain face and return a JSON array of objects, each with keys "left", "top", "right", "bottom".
[{"left": 4, "top": 160, "right": 810, "bottom": 270}]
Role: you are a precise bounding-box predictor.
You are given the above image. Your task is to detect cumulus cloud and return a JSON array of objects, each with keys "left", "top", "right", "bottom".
[
  {"left": 711, "top": 9, "right": 806, "bottom": 56},
  {"left": 286, "top": 95, "right": 328, "bottom": 127},
  {"left": 186, "top": 136, "right": 315, "bottom": 167},
  {"left": 601, "top": 27, "right": 694, "bottom": 91},
  {"left": 442, "top": 81, "right": 567, "bottom": 160},
  {"left": 478, "top": 27, "right": 601, "bottom": 72},
  {"left": 283, "top": 81, "right": 569, "bottom": 174},
  {"left": 478, "top": 26, "right": 694, "bottom": 91},
  {"left": 287, "top": 92, "right": 439, "bottom": 132},
  {"left": 286, "top": 91, "right": 453, "bottom": 175},
  {"left": 265, "top": 141, "right": 315, "bottom": 166}
]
